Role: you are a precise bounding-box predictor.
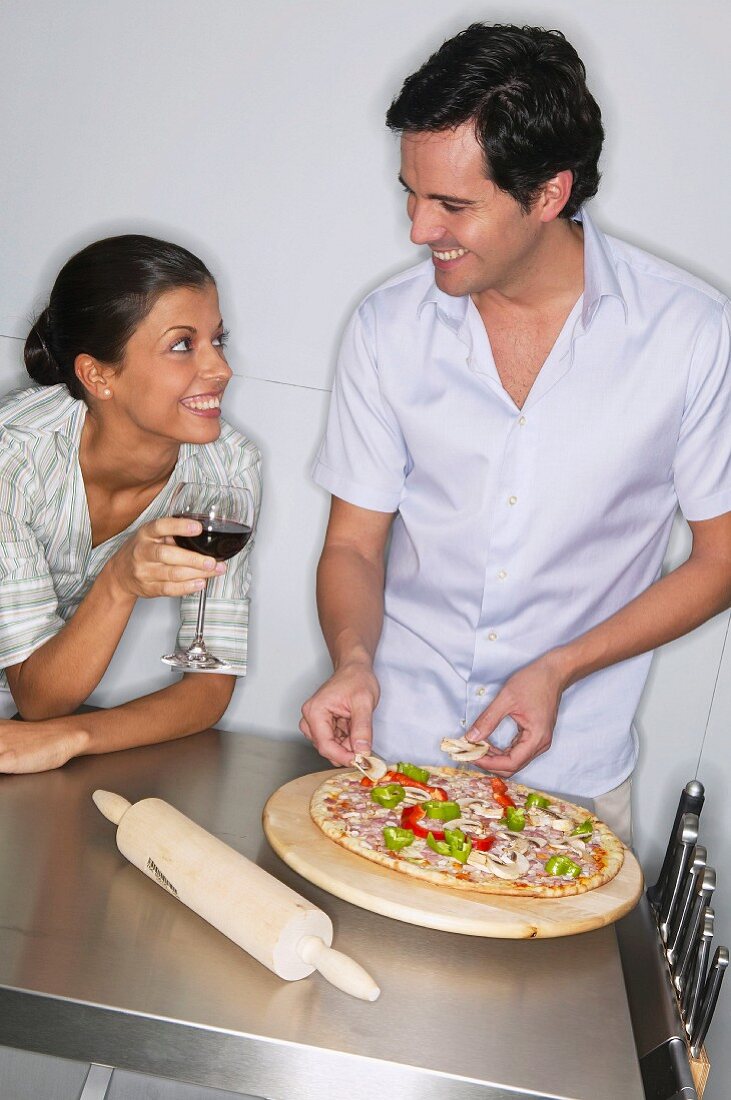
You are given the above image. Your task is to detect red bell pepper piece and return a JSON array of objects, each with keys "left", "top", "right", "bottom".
[
  {"left": 400, "top": 804, "right": 444, "bottom": 840},
  {"left": 471, "top": 834, "right": 497, "bottom": 852},
  {"left": 490, "top": 776, "right": 515, "bottom": 809},
  {"left": 400, "top": 804, "right": 496, "bottom": 851},
  {"left": 384, "top": 771, "right": 449, "bottom": 801}
]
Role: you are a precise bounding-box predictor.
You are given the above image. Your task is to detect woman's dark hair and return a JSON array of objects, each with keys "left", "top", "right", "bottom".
[
  {"left": 25, "top": 235, "right": 214, "bottom": 400},
  {"left": 386, "top": 23, "right": 603, "bottom": 218}
]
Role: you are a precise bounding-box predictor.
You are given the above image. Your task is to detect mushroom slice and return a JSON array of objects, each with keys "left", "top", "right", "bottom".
[
  {"left": 497, "top": 849, "right": 530, "bottom": 876},
  {"left": 440, "top": 816, "right": 483, "bottom": 833},
  {"left": 553, "top": 836, "right": 590, "bottom": 855},
  {"left": 440, "top": 735, "right": 490, "bottom": 762},
  {"left": 466, "top": 849, "right": 526, "bottom": 880},
  {"left": 462, "top": 799, "right": 504, "bottom": 820},
  {"left": 522, "top": 833, "right": 547, "bottom": 848},
  {"left": 507, "top": 836, "right": 530, "bottom": 857},
  {"left": 483, "top": 855, "right": 524, "bottom": 880},
  {"left": 549, "top": 819, "right": 575, "bottom": 834},
  {"left": 351, "top": 754, "right": 388, "bottom": 783},
  {"left": 402, "top": 787, "right": 432, "bottom": 806}
]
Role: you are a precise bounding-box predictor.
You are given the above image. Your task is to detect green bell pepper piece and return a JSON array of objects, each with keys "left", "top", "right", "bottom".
[
  {"left": 395, "top": 762, "right": 430, "bottom": 784},
  {"left": 570, "top": 819, "right": 594, "bottom": 838},
  {"left": 545, "top": 854, "right": 582, "bottom": 878},
  {"left": 423, "top": 799, "right": 461, "bottom": 821},
  {"left": 525, "top": 792, "right": 551, "bottom": 810},
  {"left": 427, "top": 829, "right": 473, "bottom": 863},
  {"left": 504, "top": 805, "right": 526, "bottom": 831},
  {"left": 370, "top": 783, "right": 405, "bottom": 810},
  {"left": 427, "top": 832, "right": 452, "bottom": 856},
  {"left": 444, "top": 828, "right": 472, "bottom": 864},
  {"left": 383, "top": 826, "right": 415, "bottom": 851}
]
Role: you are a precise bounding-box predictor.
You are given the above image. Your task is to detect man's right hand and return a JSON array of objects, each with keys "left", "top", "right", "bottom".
[
  {"left": 107, "top": 517, "right": 226, "bottom": 600},
  {"left": 300, "top": 661, "right": 380, "bottom": 766}
]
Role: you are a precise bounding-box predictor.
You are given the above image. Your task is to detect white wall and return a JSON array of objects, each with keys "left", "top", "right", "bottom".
[{"left": 1, "top": 1, "right": 730, "bottom": 1090}]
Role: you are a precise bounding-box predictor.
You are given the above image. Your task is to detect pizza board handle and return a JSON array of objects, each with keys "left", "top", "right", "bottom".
[
  {"left": 92, "top": 790, "right": 379, "bottom": 1000},
  {"left": 297, "top": 935, "right": 380, "bottom": 1001}
]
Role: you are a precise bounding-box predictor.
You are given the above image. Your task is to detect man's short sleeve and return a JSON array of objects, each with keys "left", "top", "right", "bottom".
[
  {"left": 312, "top": 301, "right": 408, "bottom": 512},
  {"left": 175, "top": 440, "right": 262, "bottom": 676},
  {"left": 0, "top": 444, "right": 64, "bottom": 672},
  {"left": 673, "top": 299, "right": 731, "bottom": 521}
]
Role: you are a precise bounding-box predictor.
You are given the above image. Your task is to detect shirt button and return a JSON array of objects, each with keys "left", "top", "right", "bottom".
[
  {"left": 488, "top": 631, "right": 498, "bottom": 641},
  {"left": 497, "top": 569, "right": 507, "bottom": 580},
  {"left": 508, "top": 495, "right": 517, "bottom": 506},
  {"left": 460, "top": 719, "right": 467, "bottom": 727},
  {"left": 519, "top": 415, "right": 527, "bottom": 426},
  {"left": 476, "top": 687, "right": 486, "bottom": 696}
]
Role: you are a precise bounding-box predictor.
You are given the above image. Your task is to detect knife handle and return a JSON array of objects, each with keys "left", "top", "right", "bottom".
[
  {"left": 666, "top": 845, "right": 706, "bottom": 965},
  {"left": 647, "top": 780, "right": 704, "bottom": 908},
  {"left": 690, "top": 946, "right": 728, "bottom": 1058},
  {"left": 658, "top": 814, "right": 699, "bottom": 940},
  {"left": 684, "top": 909, "right": 714, "bottom": 1037},
  {"left": 674, "top": 868, "right": 715, "bottom": 993}
]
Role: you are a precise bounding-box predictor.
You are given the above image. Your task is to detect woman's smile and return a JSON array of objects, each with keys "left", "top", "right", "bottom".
[{"left": 180, "top": 391, "right": 224, "bottom": 417}]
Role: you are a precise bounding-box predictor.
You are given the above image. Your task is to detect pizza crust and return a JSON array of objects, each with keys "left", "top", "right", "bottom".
[{"left": 310, "top": 766, "right": 625, "bottom": 899}]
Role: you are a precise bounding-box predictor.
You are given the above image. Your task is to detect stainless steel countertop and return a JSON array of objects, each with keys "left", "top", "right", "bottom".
[{"left": 0, "top": 729, "right": 645, "bottom": 1099}]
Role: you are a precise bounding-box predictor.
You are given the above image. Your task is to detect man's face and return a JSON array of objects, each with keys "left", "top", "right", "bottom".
[{"left": 399, "top": 123, "right": 546, "bottom": 300}]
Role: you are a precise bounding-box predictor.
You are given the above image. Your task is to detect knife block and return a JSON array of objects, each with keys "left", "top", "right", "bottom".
[
  {"left": 689, "top": 1046, "right": 710, "bottom": 1098},
  {"left": 647, "top": 780, "right": 723, "bottom": 1100}
]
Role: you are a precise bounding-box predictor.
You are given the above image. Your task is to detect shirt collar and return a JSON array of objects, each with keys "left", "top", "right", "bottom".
[
  {"left": 577, "top": 207, "right": 628, "bottom": 326},
  {"left": 417, "top": 205, "right": 628, "bottom": 330}
]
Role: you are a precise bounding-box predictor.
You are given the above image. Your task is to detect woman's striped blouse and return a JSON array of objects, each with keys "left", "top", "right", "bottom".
[{"left": 0, "top": 385, "right": 262, "bottom": 684}]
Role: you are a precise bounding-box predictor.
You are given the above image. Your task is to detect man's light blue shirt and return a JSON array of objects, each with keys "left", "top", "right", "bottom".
[{"left": 313, "top": 210, "right": 731, "bottom": 796}]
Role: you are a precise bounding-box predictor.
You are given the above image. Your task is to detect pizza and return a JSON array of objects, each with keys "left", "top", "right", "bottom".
[{"left": 310, "top": 762, "right": 625, "bottom": 897}]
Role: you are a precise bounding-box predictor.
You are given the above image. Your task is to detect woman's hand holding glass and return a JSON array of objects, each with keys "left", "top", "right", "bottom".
[{"left": 107, "top": 516, "right": 226, "bottom": 601}]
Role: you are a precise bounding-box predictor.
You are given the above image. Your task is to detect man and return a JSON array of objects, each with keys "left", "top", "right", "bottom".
[{"left": 300, "top": 23, "right": 731, "bottom": 841}]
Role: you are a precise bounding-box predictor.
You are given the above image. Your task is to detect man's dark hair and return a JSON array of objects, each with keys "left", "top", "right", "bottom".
[{"left": 386, "top": 23, "right": 603, "bottom": 218}]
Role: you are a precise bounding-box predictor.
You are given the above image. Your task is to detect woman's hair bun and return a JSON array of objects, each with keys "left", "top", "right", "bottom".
[{"left": 24, "top": 307, "right": 62, "bottom": 387}]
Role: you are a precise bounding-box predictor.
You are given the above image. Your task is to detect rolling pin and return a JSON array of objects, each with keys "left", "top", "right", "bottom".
[{"left": 93, "top": 790, "right": 379, "bottom": 1001}]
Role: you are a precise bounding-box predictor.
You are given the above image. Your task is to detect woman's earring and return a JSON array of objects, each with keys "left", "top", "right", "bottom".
[{"left": 103, "top": 388, "right": 112, "bottom": 397}]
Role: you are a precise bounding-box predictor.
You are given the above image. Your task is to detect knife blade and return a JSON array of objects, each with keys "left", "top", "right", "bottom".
[
  {"left": 684, "top": 908, "right": 714, "bottom": 1036},
  {"left": 690, "top": 946, "right": 728, "bottom": 1059},
  {"left": 673, "top": 866, "right": 715, "bottom": 993},
  {"left": 647, "top": 780, "right": 704, "bottom": 908},
  {"left": 666, "top": 844, "right": 706, "bottom": 968},
  {"left": 658, "top": 813, "right": 699, "bottom": 942}
]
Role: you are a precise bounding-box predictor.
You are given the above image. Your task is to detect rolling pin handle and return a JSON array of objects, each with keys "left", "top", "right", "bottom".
[
  {"left": 92, "top": 790, "right": 132, "bottom": 825},
  {"left": 297, "top": 936, "right": 380, "bottom": 1002}
]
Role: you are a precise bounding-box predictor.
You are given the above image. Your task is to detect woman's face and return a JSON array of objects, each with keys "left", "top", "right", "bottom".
[{"left": 107, "top": 282, "right": 233, "bottom": 446}]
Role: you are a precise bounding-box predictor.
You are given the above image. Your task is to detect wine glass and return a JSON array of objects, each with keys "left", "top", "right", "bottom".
[{"left": 161, "top": 481, "right": 255, "bottom": 672}]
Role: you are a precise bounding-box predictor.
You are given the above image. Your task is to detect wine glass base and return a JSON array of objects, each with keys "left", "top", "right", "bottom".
[{"left": 161, "top": 651, "right": 232, "bottom": 672}]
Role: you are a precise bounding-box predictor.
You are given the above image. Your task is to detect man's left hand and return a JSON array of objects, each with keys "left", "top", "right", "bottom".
[{"left": 465, "top": 652, "right": 569, "bottom": 776}]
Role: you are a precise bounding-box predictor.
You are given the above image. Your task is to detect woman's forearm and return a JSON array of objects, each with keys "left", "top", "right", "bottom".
[
  {"left": 7, "top": 560, "right": 137, "bottom": 719},
  {"left": 0, "top": 673, "right": 236, "bottom": 774},
  {"left": 75, "top": 673, "right": 236, "bottom": 755}
]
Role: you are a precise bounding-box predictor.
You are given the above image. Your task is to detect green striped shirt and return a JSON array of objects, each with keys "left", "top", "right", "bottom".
[{"left": 0, "top": 385, "right": 262, "bottom": 683}]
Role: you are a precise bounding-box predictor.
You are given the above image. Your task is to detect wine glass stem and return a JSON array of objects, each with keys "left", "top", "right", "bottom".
[{"left": 193, "top": 581, "right": 209, "bottom": 646}]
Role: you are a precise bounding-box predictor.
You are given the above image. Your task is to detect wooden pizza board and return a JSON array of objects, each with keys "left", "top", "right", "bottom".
[{"left": 263, "top": 770, "right": 644, "bottom": 939}]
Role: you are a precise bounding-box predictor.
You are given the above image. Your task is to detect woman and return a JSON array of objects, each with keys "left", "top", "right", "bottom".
[{"left": 0, "top": 235, "right": 261, "bottom": 772}]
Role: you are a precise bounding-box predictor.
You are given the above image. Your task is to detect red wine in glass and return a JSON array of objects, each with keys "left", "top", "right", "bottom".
[
  {"left": 173, "top": 514, "right": 252, "bottom": 561},
  {"left": 161, "top": 482, "right": 256, "bottom": 672}
]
